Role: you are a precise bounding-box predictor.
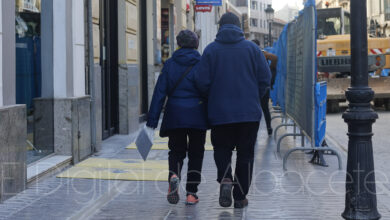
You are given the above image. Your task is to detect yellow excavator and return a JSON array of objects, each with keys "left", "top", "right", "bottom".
[{"left": 316, "top": 7, "right": 390, "bottom": 112}]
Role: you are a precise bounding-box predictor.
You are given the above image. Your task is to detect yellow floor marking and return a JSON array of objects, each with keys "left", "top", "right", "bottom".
[
  {"left": 57, "top": 158, "right": 169, "bottom": 181},
  {"left": 27, "top": 133, "right": 34, "bottom": 150}
]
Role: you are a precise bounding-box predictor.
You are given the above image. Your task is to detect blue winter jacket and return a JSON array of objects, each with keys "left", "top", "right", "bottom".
[
  {"left": 194, "top": 24, "right": 272, "bottom": 126},
  {"left": 146, "top": 48, "right": 208, "bottom": 130}
]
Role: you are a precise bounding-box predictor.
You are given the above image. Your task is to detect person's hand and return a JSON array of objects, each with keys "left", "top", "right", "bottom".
[{"left": 146, "top": 125, "right": 155, "bottom": 130}]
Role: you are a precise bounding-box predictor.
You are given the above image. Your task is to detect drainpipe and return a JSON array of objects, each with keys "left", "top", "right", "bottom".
[{"left": 87, "top": 0, "right": 97, "bottom": 153}]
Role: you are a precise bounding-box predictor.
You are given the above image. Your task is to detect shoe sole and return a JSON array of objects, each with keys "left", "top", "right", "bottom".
[
  {"left": 167, "top": 178, "right": 180, "bottom": 204},
  {"left": 219, "top": 184, "right": 232, "bottom": 207}
]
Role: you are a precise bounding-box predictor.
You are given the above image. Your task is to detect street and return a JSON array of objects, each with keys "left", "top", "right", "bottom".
[
  {"left": 1, "top": 0, "right": 389, "bottom": 219},
  {"left": 0, "top": 118, "right": 389, "bottom": 220},
  {"left": 327, "top": 110, "right": 390, "bottom": 199}
]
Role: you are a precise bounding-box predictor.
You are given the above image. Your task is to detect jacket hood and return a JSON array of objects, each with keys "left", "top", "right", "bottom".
[
  {"left": 215, "top": 24, "right": 245, "bottom": 44},
  {"left": 172, "top": 48, "right": 201, "bottom": 66}
]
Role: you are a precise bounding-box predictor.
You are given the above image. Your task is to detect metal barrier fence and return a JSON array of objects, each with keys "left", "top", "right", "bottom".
[{"left": 271, "top": 0, "right": 342, "bottom": 170}]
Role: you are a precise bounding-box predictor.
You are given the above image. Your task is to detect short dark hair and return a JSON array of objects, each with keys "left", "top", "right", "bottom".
[
  {"left": 176, "top": 30, "right": 199, "bottom": 49},
  {"left": 252, "top": 39, "right": 260, "bottom": 46},
  {"left": 219, "top": 12, "right": 241, "bottom": 28}
]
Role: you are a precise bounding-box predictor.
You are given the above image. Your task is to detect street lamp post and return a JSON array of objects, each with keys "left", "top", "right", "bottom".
[
  {"left": 342, "top": 0, "right": 381, "bottom": 219},
  {"left": 265, "top": 4, "right": 274, "bottom": 47}
]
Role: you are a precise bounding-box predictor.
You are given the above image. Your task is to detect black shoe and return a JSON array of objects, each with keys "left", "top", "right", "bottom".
[
  {"left": 267, "top": 128, "right": 273, "bottom": 136},
  {"left": 234, "top": 199, "right": 249, "bottom": 209},
  {"left": 219, "top": 178, "right": 233, "bottom": 207},
  {"left": 167, "top": 175, "right": 180, "bottom": 204}
]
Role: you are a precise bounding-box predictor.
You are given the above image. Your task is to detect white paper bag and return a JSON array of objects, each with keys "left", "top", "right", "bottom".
[{"left": 135, "top": 125, "right": 155, "bottom": 161}]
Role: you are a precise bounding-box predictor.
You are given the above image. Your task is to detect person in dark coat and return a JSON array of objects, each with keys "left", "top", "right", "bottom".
[
  {"left": 195, "top": 13, "right": 271, "bottom": 209},
  {"left": 252, "top": 39, "right": 278, "bottom": 135},
  {"left": 147, "top": 30, "right": 208, "bottom": 205}
]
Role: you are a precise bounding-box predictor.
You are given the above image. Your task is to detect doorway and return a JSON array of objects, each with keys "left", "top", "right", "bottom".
[
  {"left": 140, "top": 0, "right": 148, "bottom": 119},
  {"left": 101, "top": 0, "right": 119, "bottom": 139}
]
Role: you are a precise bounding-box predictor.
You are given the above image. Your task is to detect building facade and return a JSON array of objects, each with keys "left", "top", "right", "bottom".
[
  {"left": 367, "top": 0, "right": 390, "bottom": 37},
  {"left": 0, "top": 0, "right": 26, "bottom": 202},
  {"left": 248, "top": 0, "right": 272, "bottom": 47},
  {"left": 230, "top": 0, "right": 285, "bottom": 47},
  {"left": 272, "top": 18, "right": 287, "bottom": 44},
  {"left": 275, "top": 4, "right": 300, "bottom": 23},
  {"left": 229, "top": 0, "right": 251, "bottom": 38},
  {"left": 0, "top": 0, "right": 193, "bottom": 202},
  {"left": 195, "top": 0, "right": 243, "bottom": 53}
]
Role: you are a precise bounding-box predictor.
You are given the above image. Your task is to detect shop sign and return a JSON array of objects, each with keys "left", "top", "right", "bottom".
[
  {"left": 195, "top": 5, "right": 213, "bottom": 12},
  {"left": 196, "top": 0, "right": 222, "bottom": 6},
  {"left": 186, "top": 0, "right": 191, "bottom": 12}
]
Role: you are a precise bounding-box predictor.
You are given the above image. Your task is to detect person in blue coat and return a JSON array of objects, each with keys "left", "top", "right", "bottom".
[
  {"left": 194, "top": 13, "right": 271, "bottom": 209},
  {"left": 146, "top": 30, "right": 208, "bottom": 205}
]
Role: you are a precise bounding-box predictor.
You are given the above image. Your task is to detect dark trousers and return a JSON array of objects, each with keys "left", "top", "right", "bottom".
[
  {"left": 261, "top": 90, "right": 272, "bottom": 130},
  {"left": 168, "top": 129, "right": 206, "bottom": 194},
  {"left": 211, "top": 122, "right": 260, "bottom": 201}
]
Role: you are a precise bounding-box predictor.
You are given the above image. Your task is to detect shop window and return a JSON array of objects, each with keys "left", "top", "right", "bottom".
[
  {"left": 161, "top": 8, "right": 170, "bottom": 63},
  {"left": 15, "top": 0, "right": 53, "bottom": 164}
]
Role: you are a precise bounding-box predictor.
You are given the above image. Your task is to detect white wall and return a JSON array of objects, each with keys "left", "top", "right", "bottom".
[
  {"left": 72, "top": 0, "right": 86, "bottom": 97},
  {"left": 368, "top": 0, "right": 383, "bottom": 17},
  {"left": 195, "top": 8, "right": 219, "bottom": 54},
  {"left": 42, "top": 0, "right": 86, "bottom": 98},
  {"left": 52, "top": 0, "right": 67, "bottom": 98},
  {"left": 0, "top": 0, "right": 3, "bottom": 107}
]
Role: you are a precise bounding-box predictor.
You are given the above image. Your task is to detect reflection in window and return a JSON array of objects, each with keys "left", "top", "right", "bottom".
[{"left": 318, "top": 17, "right": 342, "bottom": 36}]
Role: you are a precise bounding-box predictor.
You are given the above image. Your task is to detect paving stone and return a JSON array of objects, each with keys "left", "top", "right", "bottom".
[{"left": 0, "top": 120, "right": 389, "bottom": 219}]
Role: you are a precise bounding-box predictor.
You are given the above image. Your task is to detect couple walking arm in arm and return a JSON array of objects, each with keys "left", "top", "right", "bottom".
[{"left": 147, "top": 12, "right": 272, "bottom": 208}]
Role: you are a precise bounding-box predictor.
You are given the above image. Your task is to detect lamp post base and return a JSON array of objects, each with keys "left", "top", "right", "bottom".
[{"left": 342, "top": 88, "right": 381, "bottom": 220}]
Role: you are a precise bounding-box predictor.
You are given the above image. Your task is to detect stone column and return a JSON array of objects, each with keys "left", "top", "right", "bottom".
[
  {"left": 118, "top": 0, "right": 141, "bottom": 135},
  {"left": 0, "top": 0, "right": 3, "bottom": 107},
  {"left": 35, "top": 0, "right": 91, "bottom": 164},
  {"left": 0, "top": 0, "right": 27, "bottom": 201},
  {"left": 1, "top": 0, "right": 15, "bottom": 106},
  {"left": 91, "top": 0, "right": 102, "bottom": 151}
]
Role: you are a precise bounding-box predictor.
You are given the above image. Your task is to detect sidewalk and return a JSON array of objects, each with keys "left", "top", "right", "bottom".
[{"left": 0, "top": 120, "right": 389, "bottom": 220}]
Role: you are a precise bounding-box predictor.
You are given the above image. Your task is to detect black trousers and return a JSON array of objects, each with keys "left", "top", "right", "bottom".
[
  {"left": 211, "top": 122, "right": 260, "bottom": 201},
  {"left": 261, "top": 90, "right": 272, "bottom": 130},
  {"left": 168, "top": 129, "right": 206, "bottom": 194}
]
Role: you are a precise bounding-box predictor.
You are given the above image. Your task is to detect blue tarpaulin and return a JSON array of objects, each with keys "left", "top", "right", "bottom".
[
  {"left": 270, "top": 24, "right": 288, "bottom": 111},
  {"left": 271, "top": 0, "right": 326, "bottom": 147},
  {"left": 315, "top": 82, "right": 327, "bottom": 147},
  {"left": 381, "top": 69, "right": 390, "bottom": 77}
]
